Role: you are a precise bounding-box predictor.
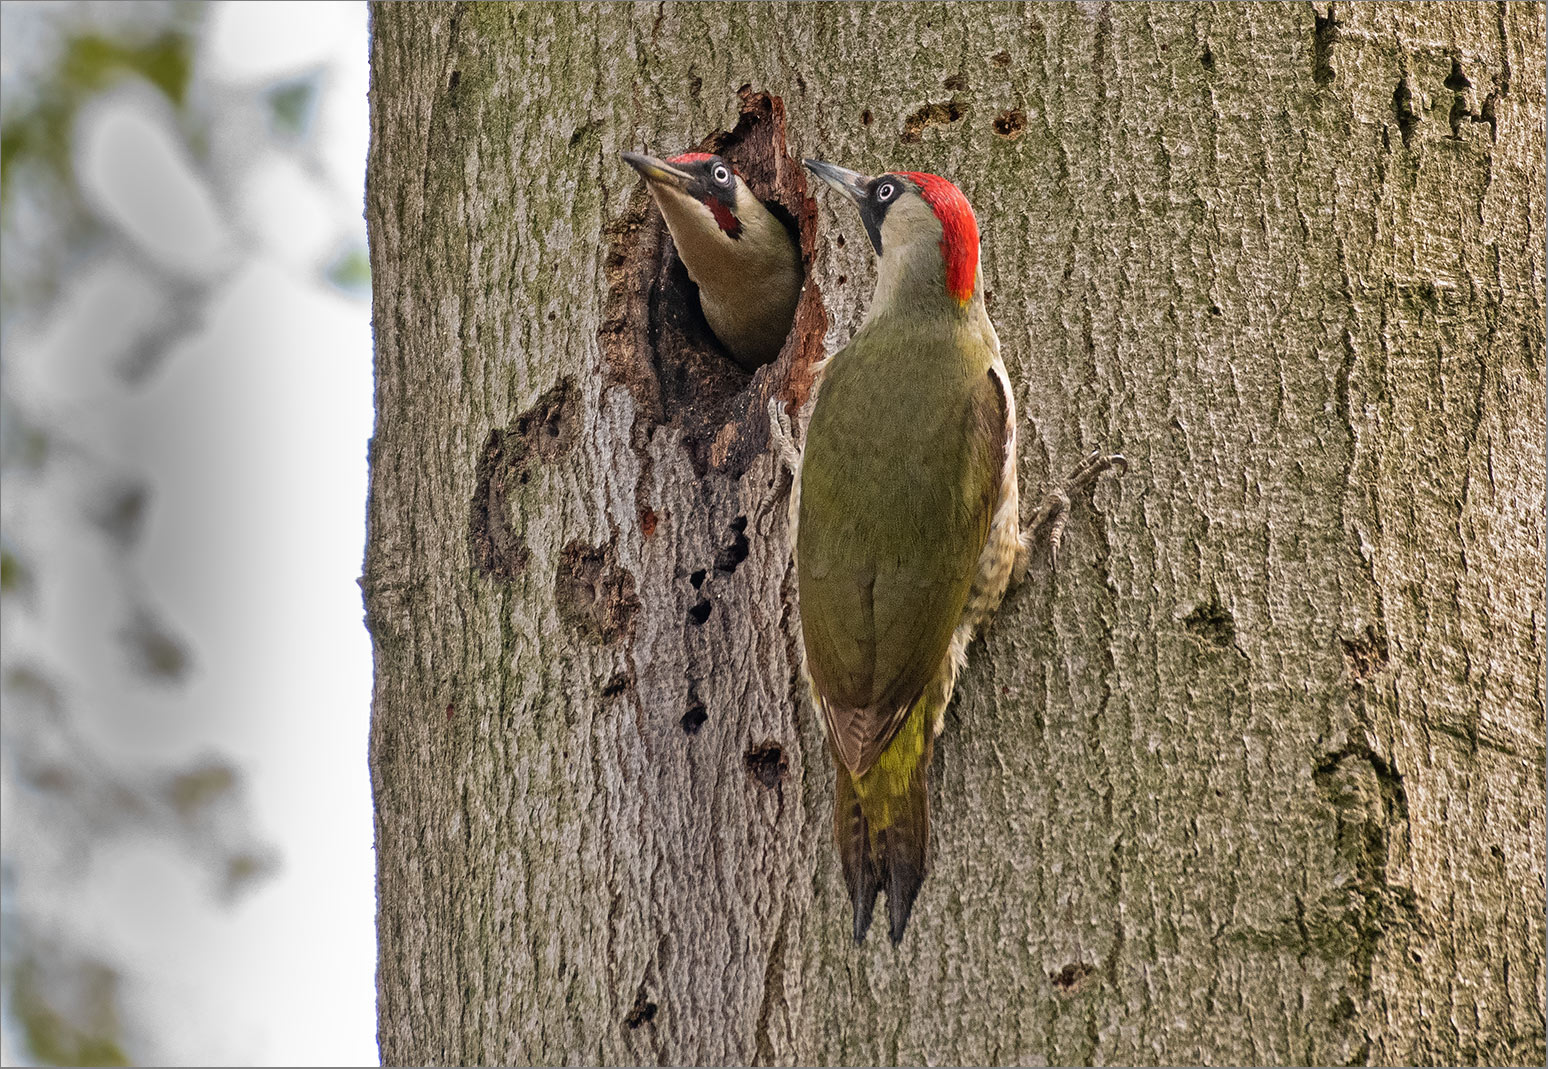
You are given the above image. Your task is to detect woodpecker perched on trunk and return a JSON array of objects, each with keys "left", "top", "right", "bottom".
[
  {"left": 622, "top": 150, "right": 802, "bottom": 371},
  {"left": 793, "top": 160, "right": 1022, "bottom": 946}
]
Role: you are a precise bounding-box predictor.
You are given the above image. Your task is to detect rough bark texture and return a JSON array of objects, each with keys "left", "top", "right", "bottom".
[{"left": 364, "top": 4, "right": 1546, "bottom": 1064}]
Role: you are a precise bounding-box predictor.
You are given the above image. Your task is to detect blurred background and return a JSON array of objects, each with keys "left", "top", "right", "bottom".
[{"left": 1, "top": 2, "right": 377, "bottom": 1064}]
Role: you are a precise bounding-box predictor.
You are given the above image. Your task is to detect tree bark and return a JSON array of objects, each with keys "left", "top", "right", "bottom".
[{"left": 364, "top": 3, "right": 1546, "bottom": 1064}]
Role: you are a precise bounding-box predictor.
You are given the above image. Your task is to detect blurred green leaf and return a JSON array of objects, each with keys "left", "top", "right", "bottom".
[
  {"left": 93, "top": 482, "right": 149, "bottom": 548},
  {"left": 267, "top": 76, "right": 317, "bottom": 136},
  {"left": 326, "top": 244, "right": 371, "bottom": 294},
  {"left": 0, "top": 104, "right": 72, "bottom": 205},
  {"left": 59, "top": 32, "right": 194, "bottom": 107},
  {"left": 167, "top": 761, "right": 236, "bottom": 818},
  {"left": 1, "top": 28, "right": 195, "bottom": 207},
  {"left": 123, "top": 609, "right": 191, "bottom": 681},
  {"left": 223, "top": 849, "right": 279, "bottom": 899},
  {"left": 10, "top": 956, "right": 131, "bottom": 1067},
  {"left": 0, "top": 544, "right": 29, "bottom": 596}
]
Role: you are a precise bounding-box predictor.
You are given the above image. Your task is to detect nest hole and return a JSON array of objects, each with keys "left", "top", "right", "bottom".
[{"left": 601, "top": 87, "right": 828, "bottom": 481}]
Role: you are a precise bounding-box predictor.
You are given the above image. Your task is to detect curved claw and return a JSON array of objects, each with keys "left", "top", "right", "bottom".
[
  {"left": 767, "top": 396, "right": 800, "bottom": 476},
  {"left": 1063, "top": 450, "right": 1127, "bottom": 494},
  {"left": 1028, "top": 449, "right": 1128, "bottom": 572}
]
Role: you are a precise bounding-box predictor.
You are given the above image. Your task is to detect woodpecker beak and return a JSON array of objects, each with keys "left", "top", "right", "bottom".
[
  {"left": 803, "top": 159, "right": 872, "bottom": 206},
  {"left": 805, "top": 159, "right": 884, "bottom": 255},
  {"left": 622, "top": 151, "right": 694, "bottom": 193}
]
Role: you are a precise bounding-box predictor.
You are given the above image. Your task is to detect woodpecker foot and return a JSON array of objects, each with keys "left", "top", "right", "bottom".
[
  {"left": 767, "top": 396, "right": 801, "bottom": 478},
  {"left": 1027, "top": 450, "right": 1127, "bottom": 571}
]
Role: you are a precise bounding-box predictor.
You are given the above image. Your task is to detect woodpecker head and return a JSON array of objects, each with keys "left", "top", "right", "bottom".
[
  {"left": 803, "top": 160, "right": 981, "bottom": 312},
  {"left": 623, "top": 150, "right": 751, "bottom": 245},
  {"left": 622, "top": 149, "right": 804, "bottom": 369}
]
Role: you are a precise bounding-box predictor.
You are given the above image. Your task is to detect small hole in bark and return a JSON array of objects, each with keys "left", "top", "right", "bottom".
[
  {"left": 1392, "top": 78, "right": 1420, "bottom": 146},
  {"left": 1448, "top": 94, "right": 1470, "bottom": 138},
  {"left": 1200, "top": 49, "right": 1215, "bottom": 71},
  {"left": 1312, "top": 8, "right": 1339, "bottom": 85},
  {"left": 1444, "top": 58, "right": 1471, "bottom": 91},
  {"left": 729, "top": 516, "right": 747, "bottom": 533},
  {"left": 601, "top": 672, "right": 631, "bottom": 697},
  {"left": 689, "top": 569, "right": 706, "bottom": 589},
  {"left": 1341, "top": 626, "right": 1390, "bottom": 683},
  {"left": 511, "top": 380, "right": 579, "bottom": 459},
  {"left": 1182, "top": 598, "right": 1235, "bottom": 648},
  {"left": 836, "top": 275, "right": 847, "bottom": 286},
  {"left": 623, "top": 989, "right": 657, "bottom": 1028},
  {"left": 448, "top": 69, "right": 460, "bottom": 92},
  {"left": 836, "top": 233, "right": 846, "bottom": 248},
  {"left": 680, "top": 701, "right": 708, "bottom": 734},
  {"left": 861, "top": 109, "right": 873, "bottom": 126},
  {"left": 1050, "top": 961, "right": 1095, "bottom": 992},
  {"left": 744, "top": 742, "right": 787, "bottom": 788},
  {"left": 688, "top": 600, "right": 712, "bottom": 625},
  {"left": 901, "top": 99, "right": 967, "bottom": 144},
  {"left": 992, "top": 108, "right": 1027, "bottom": 139},
  {"left": 469, "top": 378, "right": 581, "bottom": 579},
  {"left": 1477, "top": 92, "right": 1499, "bottom": 141},
  {"left": 715, "top": 526, "right": 750, "bottom": 573},
  {"left": 469, "top": 428, "right": 532, "bottom": 580},
  {"left": 1209, "top": 304, "right": 1223, "bottom": 316}
]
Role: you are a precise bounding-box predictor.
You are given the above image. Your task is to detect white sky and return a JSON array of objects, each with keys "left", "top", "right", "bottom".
[
  {"left": 158, "top": 4, "right": 377, "bottom": 1062},
  {"left": 4, "top": 3, "right": 378, "bottom": 1064}
]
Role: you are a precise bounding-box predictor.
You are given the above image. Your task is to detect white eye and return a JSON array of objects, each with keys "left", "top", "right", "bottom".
[
  {"left": 712, "top": 163, "right": 731, "bottom": 184},
  {"left": 877, "top": 181, "right": 897, "bottom": 202}
]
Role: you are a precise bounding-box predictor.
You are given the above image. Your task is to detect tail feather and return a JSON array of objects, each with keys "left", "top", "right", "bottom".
[
  {"left": 834, "top": 754, "right": 882, "bottom": 943},
  {"left": 833, "top": 730, "right": 934, "bottom": 946},
  {"left": 881, "top": 778, "right": 929, "bottom": 945}
]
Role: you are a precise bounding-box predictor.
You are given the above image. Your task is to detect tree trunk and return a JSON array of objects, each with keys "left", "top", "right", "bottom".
[{"left": 363, "top": 3, "right": 1545, "bottom": 1064}]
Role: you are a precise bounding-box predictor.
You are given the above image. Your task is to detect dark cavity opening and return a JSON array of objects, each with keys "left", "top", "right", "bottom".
[
  {"left": 744, "top": 743, "right": 787, "bottom": 788},
  {"left": 600, "top": 87, "right": 829, "bottom": 481},
  {"left": 715, "top": 516, "right": 750, "bottom": 574},
  {"left": 680, "top": 700, "right": 708, "bottom": 734}
]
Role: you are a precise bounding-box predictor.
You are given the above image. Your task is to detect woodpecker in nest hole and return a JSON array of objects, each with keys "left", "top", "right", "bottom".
[{"left": 623, "top": 150, "right": 802, "bottom": 371}]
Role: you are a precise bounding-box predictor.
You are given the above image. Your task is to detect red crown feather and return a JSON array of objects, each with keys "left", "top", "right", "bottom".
[{"left": 897, "top": 172, "right": 979, "bottom": 305}]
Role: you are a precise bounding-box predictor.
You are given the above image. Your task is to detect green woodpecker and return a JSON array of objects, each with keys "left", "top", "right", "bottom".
[
  {"left": 795, "top": 160, "right": 1021, "bottom": 945},
  {"left": 622, "top": 150, "right": 802, "bottom": 371}
]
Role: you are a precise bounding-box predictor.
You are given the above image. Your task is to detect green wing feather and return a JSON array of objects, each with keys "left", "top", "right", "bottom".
[{"left": 797, "top": 324, "right": 1007, "bottom": 776}]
